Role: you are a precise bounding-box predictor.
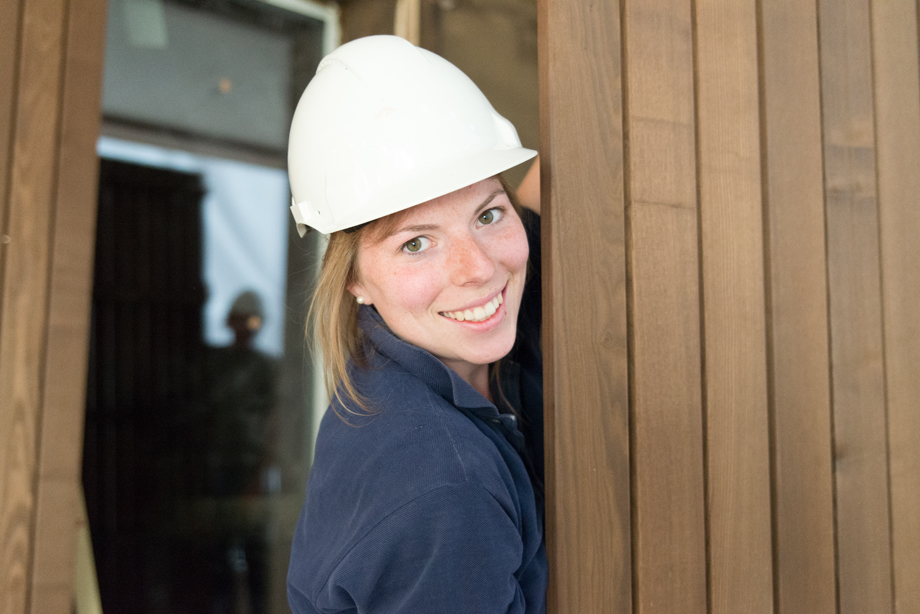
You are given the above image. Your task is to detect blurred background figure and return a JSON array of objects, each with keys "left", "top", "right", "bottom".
[
  {"left": 201, "top": 290, "right": 279, "bottom": 614},
  {"left": 205, "top": 290, "right": 278, "bottom": 498}
]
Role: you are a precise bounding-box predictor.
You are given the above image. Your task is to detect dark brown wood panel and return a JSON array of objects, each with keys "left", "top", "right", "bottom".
[
  {"left": 29, "top": 0, "right": 107, "bottom": 605},
  {"left": 870, "top": 0, "right": 920, "bottom": 611},
  {"left": 0, "top": 0, "right": 68, "bottom": 607},
  {"left": 622, "top": 1, "right": 707, "bottom": 612},
  {"left": 538, "top": 0, "right": 631, "bottom": 612},
  {"left": 693, "top": 0, "right": 774, "bottom": 611},
  {"left": 818, "top": 0, "right": 894, "bottom": 612},
  {"left": 759, "top": 1, "right": 837, "bottom": 612}
]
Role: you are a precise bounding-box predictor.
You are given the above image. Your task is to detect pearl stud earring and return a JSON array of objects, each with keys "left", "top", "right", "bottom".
[{"left": 356, "top": 296, "right": 365, "bottom": 304}]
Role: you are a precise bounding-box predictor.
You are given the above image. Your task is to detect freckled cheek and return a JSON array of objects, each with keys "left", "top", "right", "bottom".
[
  {"left": 497, "top": 226, "right": 530, "bottom": 275},
  {"left": 380, "top": 265, "right": 445, "bottom": 315}
]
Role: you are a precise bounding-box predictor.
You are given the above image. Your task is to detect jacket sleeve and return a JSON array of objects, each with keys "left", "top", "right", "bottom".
[{"left": 314, "top": 481, "right": 527, "bottom": 614}]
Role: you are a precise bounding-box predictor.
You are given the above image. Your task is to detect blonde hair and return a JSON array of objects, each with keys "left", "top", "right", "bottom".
[{"left": 308, "top": 176, "right": 524, "bottom": 415}]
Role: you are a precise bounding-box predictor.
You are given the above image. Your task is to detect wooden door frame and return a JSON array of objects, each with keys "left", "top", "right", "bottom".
[{"left": 0, "top": 0, "right": 107, "bottom": 609}]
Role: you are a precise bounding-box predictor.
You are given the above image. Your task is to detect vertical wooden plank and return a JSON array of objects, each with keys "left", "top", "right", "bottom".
[
  {"left": 27, "top": 587, "right": 71, "bottom": 614},
  {"left": 0, "top": 0, "right": 23, "bottom": 307},
  {"left": 539, "top": 0, "right": 631, "bottom": 612},
  {"left": 817, "top": 0, "right": 894, "bottom": 612},
  {"left": 622, "top": 1, "right": 707, "bottom": 613},
  {"left": 693, "top": 0, "right": 774, "bottom": 611},
  {"left": 27, "top": 482, "right": 75, "bottom": 611},
  {"left": 759, "top": 1, "right": 838, "bottom": 612},
  {"left": 0, "top": 0, "right": 68, "bottom": 608},
  {"left": 29, "top": 0, "right": 107, "bottom": 607},
  {"left": 871, "top": 0, "right": 920, "bottom": 612},
  {"left": 0, "top": 0, "right": 22, "bottom": 180},
  {"left": 0, "top": 0, "right": 22, "bottom": 167}
]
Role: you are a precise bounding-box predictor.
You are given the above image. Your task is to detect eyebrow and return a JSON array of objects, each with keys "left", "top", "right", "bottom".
[
  {"left": 389, "top": 190, "right": 506, "bottom": 238},
  {"left": 473, "top": 190, "right": 505, "bottom": 217}
]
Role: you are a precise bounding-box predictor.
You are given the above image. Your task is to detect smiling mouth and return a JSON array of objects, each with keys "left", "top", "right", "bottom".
[{"left": 439, "top": 292, "right": 503, "bottom": 323}]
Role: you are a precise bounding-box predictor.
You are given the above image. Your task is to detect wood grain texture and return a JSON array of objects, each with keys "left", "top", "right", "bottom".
[
  {"left": 28, "top": 479, "right": 76, "bottom": 598},
  {"left": 817, "top": 0, "right": 894, "bottom": 612},
  {"left": 0, "top": 0, "right": 21, "bottom": 177},
  {"left": 870, "top": 0, "right": 920, "bottom": 611},
  {"left": 758, "top": 1, "right": 838, "bottom": 612},
  {"left": 0, "top": 0, "right": 68, "bottom": 607},
  {"left": 26, "top": 584, "right": 70, "bottom": 614},
  {"left": 29, "top": 0, "right": 107, "bottom": 606},
  {"left": 622, "top": 2, "right": 707, "bottom": 612},
  {"left": 0, "top": 0, "right": 23, "bottom": 320},
  {"left": 693, "top": 0, "right": 774, "bottom": 611},
  {"left": 538, "top": 0, "right": 631, "bottom": 611}
]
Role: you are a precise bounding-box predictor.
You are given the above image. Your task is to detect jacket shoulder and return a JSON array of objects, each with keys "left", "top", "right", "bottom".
[{"left": 291, "top": 361, "right": 514, "bottom": 605}]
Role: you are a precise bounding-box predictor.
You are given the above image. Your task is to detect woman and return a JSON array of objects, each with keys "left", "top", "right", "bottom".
[{"left": 286, "top": 35, "right": 545, "bottom": 613}]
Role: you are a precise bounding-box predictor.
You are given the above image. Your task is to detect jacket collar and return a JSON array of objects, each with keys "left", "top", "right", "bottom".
[{"left": 357, "top": 306, "right": 499, "bottom": 415}]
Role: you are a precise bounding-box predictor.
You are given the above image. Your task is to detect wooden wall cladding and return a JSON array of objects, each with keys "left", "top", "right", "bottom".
[
  {"left": 0, "top": 0, "right": 918, "bottom": 611},
  {"left": 819, "top": 0, "right": 893, "bottom": 611},
  {"left": 871, "top": 2, "right": 920, "bottom": 613},
  {"left": 622, "top": 1, "right": 706, "bottom": 612},
  {"left": 695, "top": 1, "right": 774, "bottom": 610},
  {"left": 542, "top": 0, "right": 920, "bottom": 611},
  {"left": 760, "top": 0, "right": 837, "bottom": 612},
  {"left": 0, "top": 0, "right": 69, "bottom": 606},
  {"left": 539, "top": 1, "right": 631, "bottom": 612},
  {"left": 0, "top": 0, "right": 106, "bottom": 609}
]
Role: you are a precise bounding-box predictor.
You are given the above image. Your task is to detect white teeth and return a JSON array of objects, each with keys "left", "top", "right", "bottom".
[{"left": 441, "top": 294, "right": 503, "bottom": 323}]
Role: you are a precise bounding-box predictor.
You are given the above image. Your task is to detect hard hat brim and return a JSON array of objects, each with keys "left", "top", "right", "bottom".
[{"left": 292, "top": 146, "right": 537, "bottom": 236}]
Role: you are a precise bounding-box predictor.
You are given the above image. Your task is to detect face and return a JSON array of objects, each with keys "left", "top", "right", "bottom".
[{"left": 349, "top": 178, "right": 529, "bottom": 386}]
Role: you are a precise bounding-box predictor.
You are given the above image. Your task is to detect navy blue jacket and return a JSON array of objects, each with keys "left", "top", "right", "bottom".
[{"left": 288, "top": 211, "right": 545, "bottom": 613}]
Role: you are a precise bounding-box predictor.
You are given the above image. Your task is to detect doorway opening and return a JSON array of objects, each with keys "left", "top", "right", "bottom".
[{"left": 81, "top": 0, "right": 336, "bottom": 611}]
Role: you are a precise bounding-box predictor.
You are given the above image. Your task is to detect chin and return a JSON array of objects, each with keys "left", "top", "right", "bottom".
[{"left": 465, "top": 333, "right": 518, "bottom": 366}]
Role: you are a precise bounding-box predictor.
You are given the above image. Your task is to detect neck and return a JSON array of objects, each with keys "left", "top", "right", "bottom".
[{"left": 446, "top": 360, "right": 492, "bottom": 402}]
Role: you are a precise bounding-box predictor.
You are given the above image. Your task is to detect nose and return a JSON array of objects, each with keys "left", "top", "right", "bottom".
[{"left": 448, "top": 234, "right": 495, "bottom": 286}]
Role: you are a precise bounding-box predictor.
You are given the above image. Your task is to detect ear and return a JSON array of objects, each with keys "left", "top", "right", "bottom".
[{"left": 347, "top": 282, "right": 372, "bottom": 306}]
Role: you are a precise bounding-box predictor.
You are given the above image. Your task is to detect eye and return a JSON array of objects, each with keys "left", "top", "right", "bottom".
[
  {"left": 478, "top": 207, "right": 504, "bottom": 226},
  {"left": 402, "top": 236, "right": 431, "bottom": 254}
]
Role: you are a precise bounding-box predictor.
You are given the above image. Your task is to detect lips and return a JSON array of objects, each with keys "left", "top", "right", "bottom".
[{"left": 439, "top": 292, "right": 504, "bottom": 323}]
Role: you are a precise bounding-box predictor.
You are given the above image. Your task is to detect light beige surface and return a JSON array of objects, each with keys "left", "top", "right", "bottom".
[{"left": 74, "top": 490, "right": 102, "bottom": 614}]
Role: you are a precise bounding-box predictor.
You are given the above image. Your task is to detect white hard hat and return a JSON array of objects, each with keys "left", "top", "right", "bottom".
[{"left": 287, "top": 35, "right": 537, "bottom": 235}]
